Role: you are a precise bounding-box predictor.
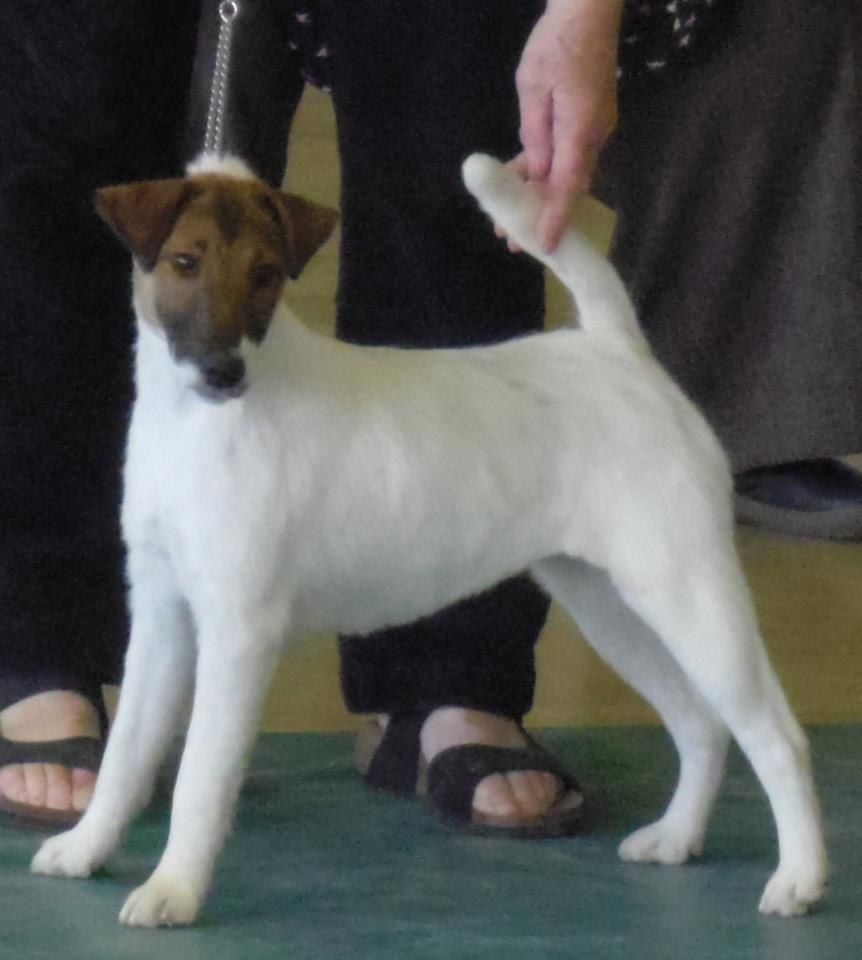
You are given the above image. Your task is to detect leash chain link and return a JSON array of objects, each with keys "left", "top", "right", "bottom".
[{"left": 204, "top": 0, "right": 241, "bottom": 155}]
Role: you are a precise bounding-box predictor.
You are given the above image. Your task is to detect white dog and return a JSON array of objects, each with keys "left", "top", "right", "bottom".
[{"left": 32, "top": 154, "right": 827, "bottom": 927}]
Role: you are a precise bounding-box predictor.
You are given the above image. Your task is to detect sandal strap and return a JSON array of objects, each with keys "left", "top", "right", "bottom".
[
  {"left": 364, "top": 711, "right": 428, "bottom": 796},
  {"left": 0, "top": 735, "right": 103, "bottom": 773},
  {"left": 426, "top": 735, "right": 581, "bottom": 824}
]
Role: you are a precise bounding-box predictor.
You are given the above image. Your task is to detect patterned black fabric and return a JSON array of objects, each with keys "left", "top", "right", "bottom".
[
  {"left": 286, "top": 1, "right": 332, "bottom": 90},
  {"left": 287, "top": 0, "right": 728, "bottom": 92},
  {"left": 618, "top": 0, "right": 727, "bottom": 79}
]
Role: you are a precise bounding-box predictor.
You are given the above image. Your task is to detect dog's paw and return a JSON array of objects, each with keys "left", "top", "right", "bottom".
[
  {"left": 119, "top": 871, "right": 203, "bottom": 928},
  {"left": 758, "top": 862, "right": 828, "bottom": 917},
  {"left": 31, "top": 826, "right": 114, "bottom": 879},
  {"left": 618, "top": 819, "right": 704, "bottom": 866}
]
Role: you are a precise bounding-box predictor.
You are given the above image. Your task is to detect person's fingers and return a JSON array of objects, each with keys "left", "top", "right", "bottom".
[
  {"left": 538, "top": 151, "right": 585, "bottom": 251},
  {"left": 489, "top": 155, "right": 529, "bottom": 253},
  {"left": 537, "top": 96, "right": 605, "bottom": 251},
  {"left": 512, "top": 0, "right": 622, "bottom": 250},
  {"left": 516, "top": 68, "right": 553, "bottom": 181}
]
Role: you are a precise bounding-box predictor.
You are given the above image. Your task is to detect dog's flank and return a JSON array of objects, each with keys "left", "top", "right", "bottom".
[{"left": 32, "top": 154, "right": 826, "bottom": 927}]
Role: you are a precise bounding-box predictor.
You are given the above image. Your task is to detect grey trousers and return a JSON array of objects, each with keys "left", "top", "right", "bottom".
[{"left": 599, "top": 0, "right": 862, "bottom": 471}]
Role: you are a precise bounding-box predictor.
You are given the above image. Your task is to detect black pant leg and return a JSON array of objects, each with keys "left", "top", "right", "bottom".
[
  {"left": 0, "top": 1, "right": 199, "bottom": 697},
  {"left": 324, "top": 0, "right": 549, "bottom": 719}
]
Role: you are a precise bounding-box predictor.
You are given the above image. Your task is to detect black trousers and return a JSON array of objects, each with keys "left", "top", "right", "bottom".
[
  {"left": 0, "top": 1, "right": 200, "bottom": 710},
  {"left": 326, "top": 1, "right": 549, "bottom": 717}
]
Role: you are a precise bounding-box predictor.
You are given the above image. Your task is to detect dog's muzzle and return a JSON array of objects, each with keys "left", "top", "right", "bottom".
[{"left": 195, "top": 354, "right": 248, "bottom": 402}]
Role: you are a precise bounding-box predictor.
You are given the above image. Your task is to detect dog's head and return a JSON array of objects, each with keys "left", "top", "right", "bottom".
[{"left": 96, "top": 158, "right": 338, "bottom": 401}]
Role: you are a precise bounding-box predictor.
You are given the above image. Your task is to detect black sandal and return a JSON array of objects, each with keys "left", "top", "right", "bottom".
[
  {"left": 360, "top": 711, "right": 584, "bottom": 838},
  {"left": 0, "top": 735, "right": 104, "bottom": 829}
]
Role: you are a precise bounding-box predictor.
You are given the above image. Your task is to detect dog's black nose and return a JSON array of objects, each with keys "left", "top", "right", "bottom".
[{"left": 200, "top": 354, "right": 247, "bottom": 397}]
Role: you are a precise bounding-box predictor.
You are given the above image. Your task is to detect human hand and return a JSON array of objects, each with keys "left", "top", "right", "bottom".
[{"left": 513, "top": 0, "right": 622, "bottom": 251}]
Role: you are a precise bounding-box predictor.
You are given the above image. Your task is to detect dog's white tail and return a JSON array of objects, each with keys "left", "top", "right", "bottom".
[{"left": 462, "top": 153, "right": 646, "bottom": 349}]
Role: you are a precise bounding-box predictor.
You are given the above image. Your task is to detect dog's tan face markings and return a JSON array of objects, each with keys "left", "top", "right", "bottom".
[
  {"left": 96, "top": 172, "right": 338, "bottom": 400},
  {"left": 152, "top": 179, "right": 292, "bottom": 355}
]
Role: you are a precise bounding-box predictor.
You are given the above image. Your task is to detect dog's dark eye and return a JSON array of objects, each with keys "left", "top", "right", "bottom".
[
  {"left": 251, "top": 264, "right": 282, "bottom": 288},
  {"left": 171, "top": 253, "right": 200, "bottom": 278}
]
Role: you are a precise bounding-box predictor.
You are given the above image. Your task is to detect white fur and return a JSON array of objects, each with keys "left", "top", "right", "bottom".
[
  {"left": 32, "top": 155, "right": 827, "bottom": 926},
  {"left": 185, "top": 151, "right": 257, "bottom": 180}
]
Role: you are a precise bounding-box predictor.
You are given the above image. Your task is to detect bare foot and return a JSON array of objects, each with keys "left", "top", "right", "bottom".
[
  {"left": 0, "top": 691, "right": 101, "bottom": 816},
  {"left": 418, "top": 707, "right": 562, "bottom": 821}
]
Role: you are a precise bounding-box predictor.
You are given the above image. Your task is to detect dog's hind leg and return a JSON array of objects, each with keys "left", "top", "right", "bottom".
[
  {"left": 32, "top": 547, "right": 196, "bottom": 881},
  {"left": 532, "top": 557, "right": 730, "bottom": 867},
  {"left": 583, "top": 533, "right": 827, "bottom": 916},
  {"left": 118, "top": 603, "right": 286, "bottom": 928}
]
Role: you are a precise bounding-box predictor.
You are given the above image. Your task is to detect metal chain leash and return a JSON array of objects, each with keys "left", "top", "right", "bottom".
[{"left": 203, "top": 0, "right": 241, "bottom": 155}]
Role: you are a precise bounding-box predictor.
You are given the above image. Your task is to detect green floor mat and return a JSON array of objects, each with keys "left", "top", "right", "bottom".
[{"left": 1, "top": 726, "right": 859, "bottom": 959}]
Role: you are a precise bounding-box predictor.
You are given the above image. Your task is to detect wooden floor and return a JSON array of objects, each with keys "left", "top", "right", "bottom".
[{"left": 262, "top": 87, "right": 862, "bottom": 735}]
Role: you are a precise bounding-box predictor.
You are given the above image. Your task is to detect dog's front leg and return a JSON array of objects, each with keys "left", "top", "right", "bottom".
[
  {"left": 33, "top": 548, "right": 195, "bottom": 880},
  {"left": 118, "top": 610, "right": 283, "bottom": 928}
]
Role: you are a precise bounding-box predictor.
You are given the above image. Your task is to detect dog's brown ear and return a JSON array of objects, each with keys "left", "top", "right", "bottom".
[
  {"left": 95, "top": 180, "right": 193, "bottom": 271},
  {"left": 270, "top": 192, "right": 339, "bottom": 279}
]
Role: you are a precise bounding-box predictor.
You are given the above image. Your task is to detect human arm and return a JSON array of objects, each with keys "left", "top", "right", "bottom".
[{"left": 514, "top": 0, "right": 623, "bottom": 250}]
